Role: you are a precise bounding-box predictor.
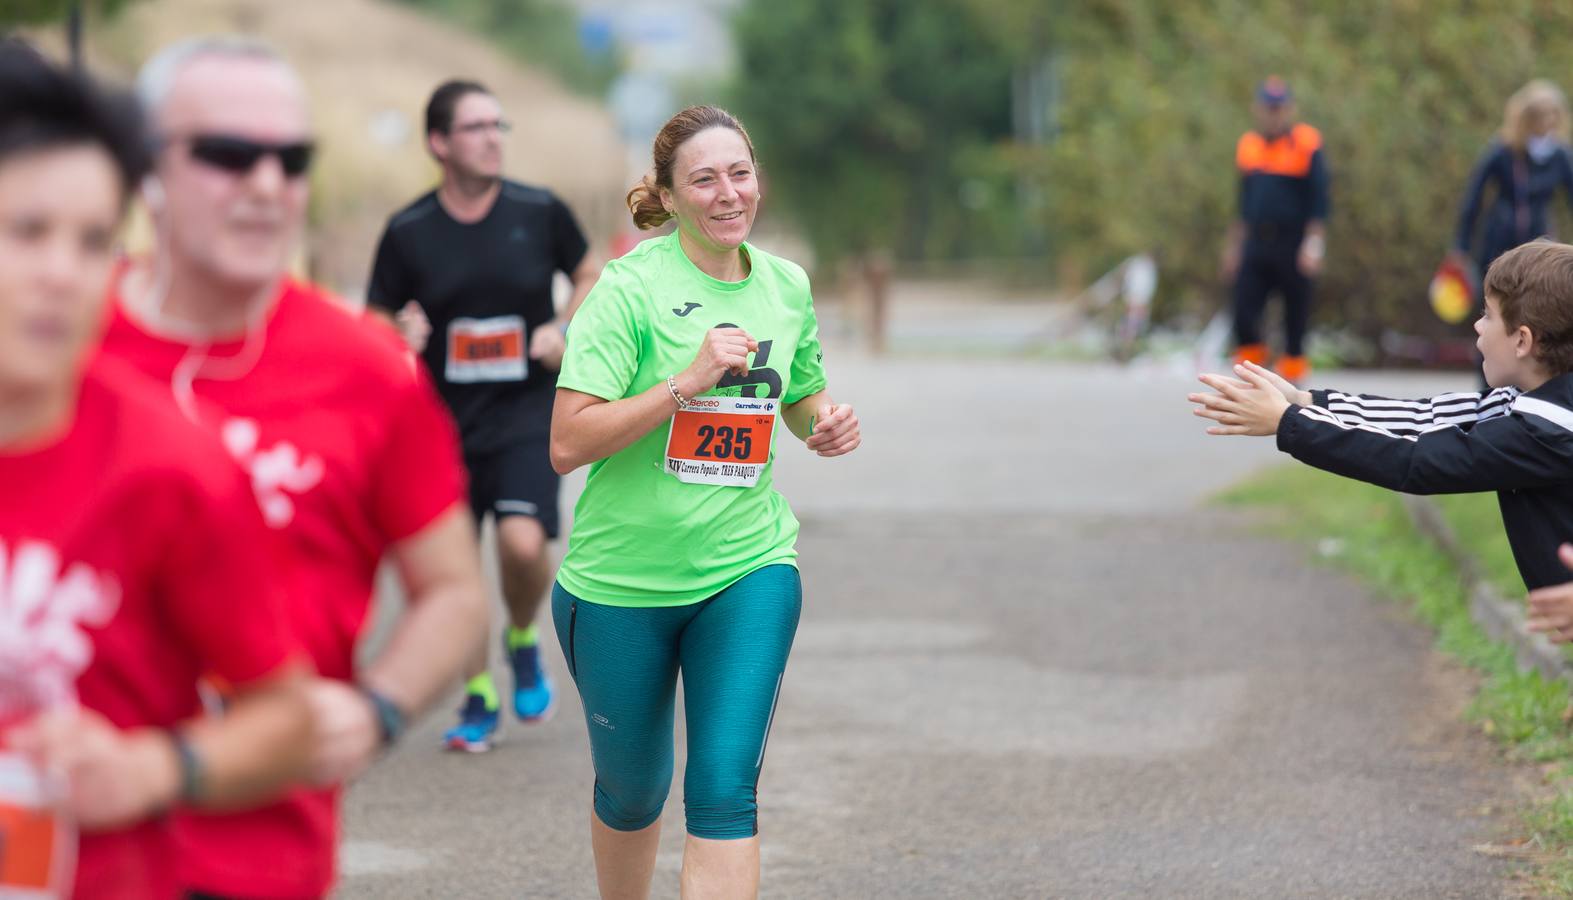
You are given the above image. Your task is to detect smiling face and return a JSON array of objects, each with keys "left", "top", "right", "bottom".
[
  {"left": 661, "top": 126, "right": 759, "bottom": 254},
  {"left": 150, "top": 54, "right": 311, "bottom": 293},
  {"left": 0, "top": 145, "right": 122, "bottom": 393}
]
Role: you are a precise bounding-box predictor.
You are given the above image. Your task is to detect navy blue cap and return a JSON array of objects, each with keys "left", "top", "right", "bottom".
[{"left": 1257, "top": 76, "right": 1292, "bottom": 106}]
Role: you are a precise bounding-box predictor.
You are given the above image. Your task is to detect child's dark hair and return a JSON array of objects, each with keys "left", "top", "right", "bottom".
[
  {"left": 1485, "top": 240, "right": 1573, "bottom": 376},
  {"left": 0, "top": 38, "right": 150, "bottom": 199}
]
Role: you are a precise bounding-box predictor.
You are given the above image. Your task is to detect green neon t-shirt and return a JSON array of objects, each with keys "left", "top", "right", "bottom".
[{"left": 555, "top": 232, "right": 828, "bottom": 607}]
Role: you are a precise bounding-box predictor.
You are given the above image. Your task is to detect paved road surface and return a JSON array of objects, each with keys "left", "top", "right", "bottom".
[{"left": 342, "top": 357, "right": 1522, "bottom": 899}]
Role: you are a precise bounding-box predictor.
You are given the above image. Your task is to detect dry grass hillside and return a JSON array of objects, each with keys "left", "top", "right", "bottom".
[{"left": 53, "top": 0, "right": 628, "bottom": 295}]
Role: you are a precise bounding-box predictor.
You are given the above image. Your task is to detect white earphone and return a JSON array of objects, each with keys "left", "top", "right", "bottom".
[{"left": 141, "top": 175, "right": 165, "bottom": 213}]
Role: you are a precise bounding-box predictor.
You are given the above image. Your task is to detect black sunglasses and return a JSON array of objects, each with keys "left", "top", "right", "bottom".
[{"left": 184, "top": 135, "right": 316, "bottom": 178}]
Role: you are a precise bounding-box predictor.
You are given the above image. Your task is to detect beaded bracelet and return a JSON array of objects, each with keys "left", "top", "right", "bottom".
[{"left": 667, "top": 375, "right": 689, "bottom": 410}]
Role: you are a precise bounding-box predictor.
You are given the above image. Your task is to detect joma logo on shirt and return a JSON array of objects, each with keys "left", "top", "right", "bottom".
[
  {"left": 673, "top": 302, "right": 702, "bottom": 318},
  {"left": 0, "top": 537, "right": 121, "bottom": 718},
  {"left": 222, "top": 418, "right": 326, "bottom": 529}
]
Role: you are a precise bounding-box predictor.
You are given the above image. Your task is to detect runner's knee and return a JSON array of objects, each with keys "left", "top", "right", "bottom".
[
  {"left": 496, "top": 515, "right": 549, "bottom": 565},
  {"left": 593, "top": 771, "right": 672, "bottom": 832},
  {"left": 683, "top": 772, "right": 759, "bottom": 839}
]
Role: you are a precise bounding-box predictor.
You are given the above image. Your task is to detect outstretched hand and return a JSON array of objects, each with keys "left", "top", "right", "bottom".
[
  {"left": 1238, "top": 360, "right": 1312, "bottom": 406},
  {"left": 1527, "top": 543, "right": 1573, "bottom": 644},
  {"left": 1188, "top": 363, "right": 1293, "bottom": 436}
]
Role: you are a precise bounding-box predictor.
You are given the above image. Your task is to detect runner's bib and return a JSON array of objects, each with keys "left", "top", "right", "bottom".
[
  {"left": 665, "top": 396, "right": 777, "bottom": 487},
  {"left": 446, "top": 315, "right": 526, "bottom": 383},
  {"left": 0, "top": 753, "right": 73, "bottom": 899}
]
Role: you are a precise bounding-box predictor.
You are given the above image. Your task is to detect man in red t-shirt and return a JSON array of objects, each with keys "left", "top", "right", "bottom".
[
  {"left": 0, "top": 41, "right": 311, "bottom": 900},
  {"left": 95, "top": 37, "right": 490, "bottom": 900}
]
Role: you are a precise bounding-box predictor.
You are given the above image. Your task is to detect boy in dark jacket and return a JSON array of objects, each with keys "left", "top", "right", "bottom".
[{"left": 1190, "top": 239, "right": 1573, "bottom": 593}]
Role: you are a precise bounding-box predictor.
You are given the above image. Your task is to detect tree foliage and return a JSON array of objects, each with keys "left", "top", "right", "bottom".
[
  {"left": 393, "top": 0, "right": 618, "bottom": 96},
  {"left": 3, "top": 0, "right": 135, "bottom": 29},
  {"left": 735, "top": 0, "right": 1573, "bottom": 342},
  {"left": 979, "top": 0, "right": 1573, "bottom": 337},
  {"left": 730, "top": 0, "right": 1013, "bottom": 269}
]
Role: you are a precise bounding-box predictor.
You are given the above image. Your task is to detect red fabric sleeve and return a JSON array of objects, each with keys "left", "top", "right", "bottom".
[
  {"left": 161, "top": 463, "right": 298, "bottom": 688},
  {"left": 369, "top": 365, "right": 467, "bottom": 543}
]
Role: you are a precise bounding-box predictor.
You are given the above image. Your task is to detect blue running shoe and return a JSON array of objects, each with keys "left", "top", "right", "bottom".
[
  {"left": 442, "top": 693, "right": 499, "bottom": 752},
  {"left": 508, "top": 639, "right": 555, "bottom": 722}
]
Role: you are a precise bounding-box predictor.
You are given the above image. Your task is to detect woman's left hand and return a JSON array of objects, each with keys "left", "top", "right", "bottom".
[{"left": 806, "top": 403, "right": 860, "bottom": 457}]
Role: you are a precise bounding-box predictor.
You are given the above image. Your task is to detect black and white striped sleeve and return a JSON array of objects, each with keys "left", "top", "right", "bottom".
[
  {"left": 1277, "top": 398, "right": 1573, "bottom": 495},
  {"left": 1308, "top": 387, "right": 1518, "bottom": 437}
]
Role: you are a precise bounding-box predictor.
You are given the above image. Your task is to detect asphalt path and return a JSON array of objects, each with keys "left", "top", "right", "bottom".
[{"left": 341, "top": 358, "right": 1522, "bottom": 899}]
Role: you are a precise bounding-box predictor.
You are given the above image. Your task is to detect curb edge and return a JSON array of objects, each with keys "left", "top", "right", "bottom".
[{"left": 1401, "top": 495, "right": 1572, "bottom": 684}]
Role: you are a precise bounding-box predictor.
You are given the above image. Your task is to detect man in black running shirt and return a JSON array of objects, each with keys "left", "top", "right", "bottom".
[{"left": 367, "top": 79, "right": 598, "bottom": 752}]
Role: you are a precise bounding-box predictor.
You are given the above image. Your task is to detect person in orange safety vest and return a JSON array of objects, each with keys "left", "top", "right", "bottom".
[{"left": 1219, "top": 76, "right": 1330, "bottom": 386}]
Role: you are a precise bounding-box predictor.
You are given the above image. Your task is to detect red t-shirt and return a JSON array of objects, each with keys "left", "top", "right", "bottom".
[
  {"left": 0, "top": 359, "right": 294, "bottom": 900},
  {"left": 99, "top": 276, "right": 466, "bottom": 899}
]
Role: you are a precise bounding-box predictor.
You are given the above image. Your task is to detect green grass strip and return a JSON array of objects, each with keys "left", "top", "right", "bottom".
[{"left": 1218, "top": 465, "right": 1573, "bottom": 892}]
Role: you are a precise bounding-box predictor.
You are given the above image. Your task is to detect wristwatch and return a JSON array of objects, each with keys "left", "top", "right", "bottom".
[
  {"left": 359, "top": 685, "right": 406, "bottom": 748},
  {"left": 168, "top": 729, "right": 204, "bottom": 805}
]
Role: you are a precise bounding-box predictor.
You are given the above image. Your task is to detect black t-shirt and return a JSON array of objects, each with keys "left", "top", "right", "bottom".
[{"left": 368, "top": 181, "right": 588, "bottom": 452}]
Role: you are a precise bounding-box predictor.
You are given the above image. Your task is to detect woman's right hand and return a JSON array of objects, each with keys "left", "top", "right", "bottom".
[{"left": 677, "top": 327, "right": 758, "bottom": 398}]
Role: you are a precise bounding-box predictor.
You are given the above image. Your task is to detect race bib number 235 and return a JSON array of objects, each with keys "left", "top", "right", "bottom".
[{"left": 665, "top": 396, "right": 777, "bottom": 487}]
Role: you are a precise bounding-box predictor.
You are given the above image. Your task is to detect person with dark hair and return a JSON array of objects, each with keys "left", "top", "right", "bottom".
[
  {"left": 550, "top": 104, "right": 861, "bottom": 899},
  {"left": 99, "top": 38, "right": 489, "bottom": 899},
  {"left": 1192, "top": 240, "right": 1573, "bottom": 595},
  {"left": 367, "top": 78, "right": 600, "bottom": 751},
  {"left": 0, "top": 39, "right": 312, "bottom": 899},
  {"left": 1220, "top": 76, "right": 1330, "bottom": 386}
]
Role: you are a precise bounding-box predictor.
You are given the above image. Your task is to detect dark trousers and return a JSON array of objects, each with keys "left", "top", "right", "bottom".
[{"left": 1233, "top": 238, "right": 1313, "bottom": 357}]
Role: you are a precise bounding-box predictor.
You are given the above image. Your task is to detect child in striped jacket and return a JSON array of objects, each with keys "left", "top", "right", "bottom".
[{"left": 1191, "top": 240, "right": 1573, "bottom": 598}]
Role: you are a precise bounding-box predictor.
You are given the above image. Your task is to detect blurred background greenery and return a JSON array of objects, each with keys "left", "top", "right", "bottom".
[{"left": 11, "top": 0, "right": 1573, "bottom": 362}]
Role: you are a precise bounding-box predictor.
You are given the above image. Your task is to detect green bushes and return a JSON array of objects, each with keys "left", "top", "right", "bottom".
[
  {"left": 733, "top": 0, "right": 1573, "bottom": 344},
  {"left": 993, "top": 0, "right": 1573, "bottom": 335}
]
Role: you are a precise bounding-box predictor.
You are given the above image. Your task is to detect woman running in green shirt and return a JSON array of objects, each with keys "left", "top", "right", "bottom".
[{"left": 549, "top": 105, "right": 861, "bottom": 899}]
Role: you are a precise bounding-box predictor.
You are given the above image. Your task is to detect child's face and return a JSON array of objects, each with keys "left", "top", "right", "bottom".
[{"left": 1474, "top": 294, "right": 1532, "bottom": 389}]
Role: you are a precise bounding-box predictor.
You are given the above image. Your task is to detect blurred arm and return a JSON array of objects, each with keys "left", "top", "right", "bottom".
[{"left": 360, "top": 504, "right": 489, "bottom": 718}]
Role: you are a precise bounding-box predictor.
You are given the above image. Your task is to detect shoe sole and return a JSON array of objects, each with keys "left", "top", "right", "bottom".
[
  {"left": 514, "top": 699, "right": 556, "bottom": 724},
  {"left": 443, "top": 735, "right": 496, "bottom": 753}
]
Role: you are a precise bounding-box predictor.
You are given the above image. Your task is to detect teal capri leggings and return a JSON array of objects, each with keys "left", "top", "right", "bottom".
[{"left": 551, "top": 564, "right": 802, "bottom": 840}]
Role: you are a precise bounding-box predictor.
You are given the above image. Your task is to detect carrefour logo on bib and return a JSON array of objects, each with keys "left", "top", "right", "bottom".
[{"left": 734, "top": 401, "right": 769, "bottom": 411}]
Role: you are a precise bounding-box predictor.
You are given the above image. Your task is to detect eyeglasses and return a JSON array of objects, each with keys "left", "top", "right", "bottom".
[
  {"left": 450, "top": 118, "right": 511, "bottom": 136},
  {"left": 182, "top": 135, "right": 316, "bottom": 178}
]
